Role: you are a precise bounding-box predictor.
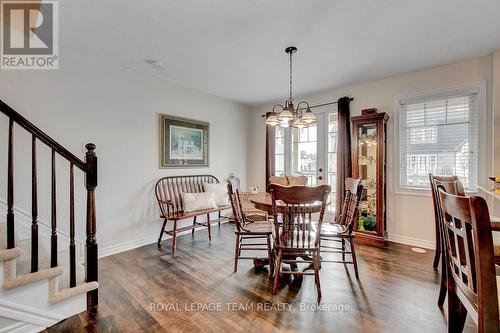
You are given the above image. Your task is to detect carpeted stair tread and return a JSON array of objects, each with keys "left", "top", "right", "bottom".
[
  {"left": 14, "top": 239, "right": 85, "bottom": 290},
  {"left": 49, "top": 281, "right": 99, "bottom": 304}
]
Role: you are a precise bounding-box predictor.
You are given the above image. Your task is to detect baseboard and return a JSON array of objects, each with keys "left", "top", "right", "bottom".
[
  {"left": 0, "top": 322, "right": 24, "bottom": 333},
  {"left": 99, "top": 234, "right": 158, "bottom": 258},
  {"left": 0, "top": 322, "right": 44, "bottom": 333},
  {"left": 99, "top": 219, "right": 230, "bottom": 258},
  {"left": 388, "top": 234, "right": 434, "bottom": 250},
  {"left": 0, "top": 299, "right": 64, "bottom": 328}
]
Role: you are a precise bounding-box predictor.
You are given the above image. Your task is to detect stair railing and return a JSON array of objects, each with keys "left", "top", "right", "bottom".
[{"left": 0, "top": 100, "right": 98, "bottom": 312}]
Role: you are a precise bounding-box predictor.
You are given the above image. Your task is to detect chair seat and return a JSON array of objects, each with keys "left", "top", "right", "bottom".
[
  {"left": 163, "top": 205, "right": 231, "bottom": 220},
  {"left": 311, "top": 222, "right": 349, "bottom": 236},
  {"left": 237, "top": 221, "right": 273, "bottom": 235}
]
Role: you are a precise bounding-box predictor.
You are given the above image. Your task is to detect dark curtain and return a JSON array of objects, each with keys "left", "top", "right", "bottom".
[
  {"left": 265, "top": 112, "right": 275, "bottom": 189},
  {"left": 335, "top": 96, "right": 352, "bottom": 217}
]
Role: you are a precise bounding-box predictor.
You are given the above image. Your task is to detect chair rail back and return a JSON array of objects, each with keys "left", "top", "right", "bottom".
[
  {"left": 339, "top": 178, "right": 363, "bottom": 233},
  {"left": 341, "top": 178, "right": 363, "bottom": 234},
  {"left": 438, "top": 188, "right": 499, "bottom": 330},
  {"left": 269, "top": 184, "right": 330, "bottom": 248},
  {"left": 430, "top": 174, "right": 465, "bottom": 223},
  {"left": 155, "top": 175, "right": 219, "bottom": 218}
]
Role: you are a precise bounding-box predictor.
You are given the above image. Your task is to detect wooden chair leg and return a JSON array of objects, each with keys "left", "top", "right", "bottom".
[
  {"left": 218, "top": 211, "right": 221, "bottom": 226},
  {"left": 341, "top": 238, "right": 346, "bottom": 262},
  {"left": 234, "top": 234, "right": 240, "bottom": 273},
  {"left": 447, "top": 288, "right": 467, "bottom": 333},
  {"left": 273, "top": 249, "right": 282, "bottom": 295},
  {"left": 192, "top": 216, "right": 197, "bottom": 235},
  {"left": 158, "top": 219, "right": 168, "bottom": 246},
  {"left": 313, "top": 249, "right": 322, "bottom": 302},
  {"left": 433, "top": 218, "right": 441, "bottom": 271},
  {"left": 266, "top": 235, "right": 273, "bottom": 276},
  {"left": 207, "top": 213, "right": 212, "bottom": 241},
  {"left": 172, "top": 220, "right": 178, "bottom": 253},
  {"left": 438, "top": 248, "right": 447, "bottom": 307},
  {"left": 350, "top": 239, "right": 360, "bottom": 280}
]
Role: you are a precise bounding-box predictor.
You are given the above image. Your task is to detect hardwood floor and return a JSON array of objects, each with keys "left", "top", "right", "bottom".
[{"left": 47, "top": 223, "right": 475, "bottom": 332}]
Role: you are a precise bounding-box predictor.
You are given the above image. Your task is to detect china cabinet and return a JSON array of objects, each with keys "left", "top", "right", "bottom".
[{"left": 351, "top": 109, "right": 389, "bottom": 247}]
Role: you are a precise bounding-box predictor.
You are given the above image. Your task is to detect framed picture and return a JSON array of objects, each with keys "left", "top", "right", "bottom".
[{"left": 159, "top": 114, "right": 209, "bottom": 168}]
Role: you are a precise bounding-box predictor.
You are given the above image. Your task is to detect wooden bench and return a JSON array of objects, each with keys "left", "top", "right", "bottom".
[{"left": 155, "top": 175, "right": 230, "bottom": 253}]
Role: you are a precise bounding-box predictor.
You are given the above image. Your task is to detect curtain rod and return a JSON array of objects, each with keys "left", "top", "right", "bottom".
[
  {"left": 261, "top": 97, "right": 354, "bottom": 117},
  {"left": 307, "top": 97, "right": 354, "bottom": 110}
]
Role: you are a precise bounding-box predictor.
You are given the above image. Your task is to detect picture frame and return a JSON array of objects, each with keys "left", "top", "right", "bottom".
[{"left": 159, "top": 114, "right": 209, "bottom": 168}]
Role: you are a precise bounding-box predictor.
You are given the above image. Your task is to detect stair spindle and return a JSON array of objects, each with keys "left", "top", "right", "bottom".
[
  {"left": 7, "top": 119, "right": 15, "bottom": 249},
  {"left": 85, "top": 143, "right": 98, "bottom": 311},
  {"left": 51, "top": 149, "right": 57, "bottom": 267},
  {"left": 31, "top": 135, "right": 38, "bottom": 272},
  {"left": 69, "top": 163, "right": 76, "bottom": 287}
]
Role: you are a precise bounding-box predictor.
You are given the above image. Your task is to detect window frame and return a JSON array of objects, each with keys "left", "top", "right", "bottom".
[{"left": 393, "top": 82, "right": 487, "bottom": 196}]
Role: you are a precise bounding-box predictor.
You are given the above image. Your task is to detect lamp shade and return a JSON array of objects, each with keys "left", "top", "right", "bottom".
[
  {"left": 292, "top": 118, "right": 306, "bottom": 129},
  {"left": 265, "top": 114, "right": 279, "bottom": 126},
  {"left": 277, "top": 109, "right": 294, "bottom": 121},
  {"left": 301, "top": 108, "right": 316, "bottom": 124}
]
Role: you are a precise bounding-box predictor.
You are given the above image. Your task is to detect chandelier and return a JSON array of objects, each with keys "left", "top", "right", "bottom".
[{"left": 265, "top": 46, "right": 316, "bottom": 129}]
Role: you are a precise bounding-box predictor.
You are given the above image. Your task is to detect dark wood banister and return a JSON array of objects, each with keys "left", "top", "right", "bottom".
[
  {"left": 0, "top": 100, "right": 86, "bottom": 170},
  {"left": 0, "top": 99, "right": 98, "bottom": 312}
]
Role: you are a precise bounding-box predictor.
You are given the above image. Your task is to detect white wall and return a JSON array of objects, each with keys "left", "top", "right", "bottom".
[
  {"left": 493, "top": 49, "right": 500, "bottom": 175},
  {"left": 0, "top": 48, "right": 251, "bottom": 255},
  {"left": 248, "top": 55, "right": 494, "bottom": 248}
]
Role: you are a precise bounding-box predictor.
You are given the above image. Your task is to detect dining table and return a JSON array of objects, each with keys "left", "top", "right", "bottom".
[
  {"left": 475, "top": 182, "right": 500, "bottom": 264},
  {"left": 249, "top": 192, "right": 325, "bottom": 214}
]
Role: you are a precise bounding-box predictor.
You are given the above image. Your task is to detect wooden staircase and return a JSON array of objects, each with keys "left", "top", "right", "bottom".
[{"left": 0, "top": 100, "right": 99, "bottom": 330}]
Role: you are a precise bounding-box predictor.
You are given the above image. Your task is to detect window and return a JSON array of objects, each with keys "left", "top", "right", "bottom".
[
  {"left": 274, "top": 127, "right": 285, "bottom": 175},
  {"left": 327, "top": 113, "right": 338, "bottom": 211},
  {"left": 399, "top": 93, "right": 478, "bottom": 190},
  {"left": 409, "top": 127, "right": 437, "bottom": 144},
  {"left": 291, "top": 125, "right": 317, "bottom": 185}
]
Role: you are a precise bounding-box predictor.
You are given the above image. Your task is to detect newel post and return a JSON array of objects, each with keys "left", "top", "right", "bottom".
[{"left": 85, "top": 143, "right": 98, "bottom": 312}]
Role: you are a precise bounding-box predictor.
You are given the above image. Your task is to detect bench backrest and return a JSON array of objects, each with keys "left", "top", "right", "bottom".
[{"left": 155, "top": 175, "right": 220, "bottom": 217}]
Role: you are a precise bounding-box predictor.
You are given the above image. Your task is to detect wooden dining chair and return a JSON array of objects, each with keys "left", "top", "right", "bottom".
[
  {"left": 268, "top": 184, "right": 330, "bottom": 301},
  {"left": 228, "top": 181, "right": 274, "bottom": 274},
  {"left": 429, "top": 174, "right": 465, "bottom": 270},
  {"left": 315, "top": 178, "right": 363, "bottom": 279},
  {"left": 269, "top": 176, "right": 289, "bottom": 186},
  {"left": 269, "top": 175, "right": 308, "bottom": 186},
  {"left": 438, "top": 188, "right": 499, "bottom": 332},
  {"left": 429, "top": 174, "right": 465, "bottom": 307},
  {"left": 287, "top": 175, "right": 308, "bottom": 186}
]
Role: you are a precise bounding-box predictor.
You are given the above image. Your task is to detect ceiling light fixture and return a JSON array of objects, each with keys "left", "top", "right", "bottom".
[{"left": 265, "top": 46, "right": 316, "bottom": 128}]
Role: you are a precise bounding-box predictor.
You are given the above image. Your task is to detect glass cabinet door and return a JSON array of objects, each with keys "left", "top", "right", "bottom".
[{"left": 357, "top": 123, "right": 378, "bottom": 233}]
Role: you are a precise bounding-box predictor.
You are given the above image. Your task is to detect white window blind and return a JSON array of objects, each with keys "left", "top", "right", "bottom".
[{"left": 399, "top": 93, "right": 478, "bottom": 190}]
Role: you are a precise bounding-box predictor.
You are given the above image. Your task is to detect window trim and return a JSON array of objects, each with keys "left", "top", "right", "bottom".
[{"left": 393, "top": 82, "right": 487, "bottom": 196}]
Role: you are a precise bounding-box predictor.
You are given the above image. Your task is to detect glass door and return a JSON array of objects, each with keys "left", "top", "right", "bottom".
[
  {"left": 276, "top": 107, "right": 338, "bottom": 214},
  {"left": 291, "top": 123, "right": 318, "bottom": 185},
  {"left": 356, "top": 122, "right": 378, "bottom": 233}
]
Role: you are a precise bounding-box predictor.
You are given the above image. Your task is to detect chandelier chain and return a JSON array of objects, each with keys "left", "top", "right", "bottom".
[{"left": 289, "top": 50, "right": 293, "bottom": 100}]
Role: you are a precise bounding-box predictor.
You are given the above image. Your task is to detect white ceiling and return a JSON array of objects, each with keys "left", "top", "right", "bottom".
[{"left": 61, "top": 0, "right": 500, "bottom": 106}]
